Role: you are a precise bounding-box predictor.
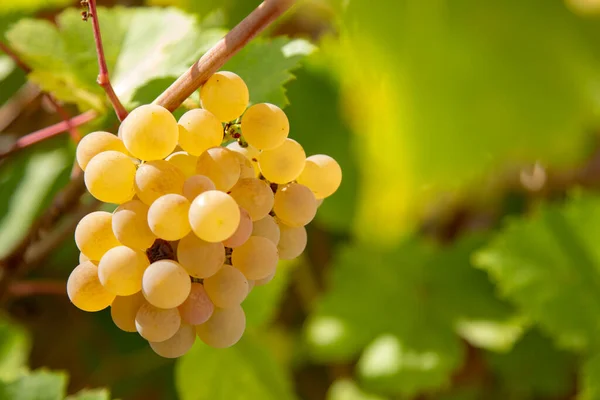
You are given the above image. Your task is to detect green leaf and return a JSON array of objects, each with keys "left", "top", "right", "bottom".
[
  {"left": 327, "top": 379, "right": 386, "bottom": 400},
  {"left": 0, "top": 0, "right": 70, "bottom": 15},
  {"left": 0, "top": 370, "right": 67, "bottom": 400},
  {"left": 65, "top": 388, "right": 110, "bottom": 400},
  {"left": 175, "top": 334, "right": 296, "bottom": 400},
  {"left": 0, "top": 317, "right": 30, "bottom": 381},
  {"left": 581, "top": 352, "right": 600, "bottom": 400},
  {"left": 455, "top": 317, "right": 526, "bottom": 353}
]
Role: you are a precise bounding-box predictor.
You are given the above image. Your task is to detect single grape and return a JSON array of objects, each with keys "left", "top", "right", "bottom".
[
  {"left": 196, "top": 305, "right": 246, "bottom": 348},
  {"left": 227, "top": 141, "right": 260, "bottom": 176},
  {"left": 232, "top": 151, "right": 256, "bottom": 180},
  {"left": 222, "top": 207, "right": 252, "bottom": 248},
  {"left": 182, "top": 175, "right": 216, "bottom": 202},
  {"left": 203, "top": 264, "right": 249, "bottom": 308},
  {"left": 67, "top": 261, "right": 115, "bottom": 312},
  {"left": 251, "top": 215, "right": 280, "bottom": 246},
  {"left": 297, "top": 154, "right": 342, "bottom": 199},
  {"left": 229, "top": 178, "right": 274, "bottom": 221},
  {"left": 255, "top": 269, "right": 276, "bottom": 286},
  {"left": 112, "top": 200, "right": 156, "bottom": 250},
  {"left": 177, "top": 234, "right": 225, "bottom": 278},
  {"left": 195, "top": 147, "right": 240, "bottom": 191},
  {"left": 142, "top": 260, "right": 191, "bottom": 309},
  {"left": 147, "top": 194, "right": 191, "bottom": 241},
  {"left": 277, "top": 222, "right": 307, "bottom": 260},
  {"left": 177, "top": 109, "right": 223, "bottom": 156},
  {"left": 111, "top": 292, "right": 146, "bottom": 332},
  {"left": 135, "top": 160, "right": 186, "bottom": 205},
  {"left": 84, "top": 151, "right": 136, "bottom": 204},
  {"left": 150, "top": 323, "right": 196, "bottom": 358},
  {"left": 166, "top": 151, "right": 198, "bottom": 178},
  {"left": 76, "top": 131, "right": 128, "bottom": 171},
  {"left": 178, "top": 283, "right": 214, "bottom": 325},
  {"left": 258, "top": 139, "right": 306, "bottom": 184},
  {"left": 231, "top": 236, "right": 278, "bottom": 280},
  {"left": 273, "top": 183, "right": 317, "bottom": 227},
  {"left": 135, "top": 302, "right": 181, "bottom": 342},
  {"left": 98, "top": 246, "right": 149, "bottom": 296},
  {"left": 75, "top": 211, "right": 120, "bottom": 261},
  {"left": 189, "top": 190, "right": 240, "bottom": 242},
  {"left": 120, "top": 104, "right": 178, "bottom": 160},
  {"left": 241, "top": 103, "right": 289, "bottom": 150},
  {"left": 200, "top": 71, "right": 249, "bottom": 122}
]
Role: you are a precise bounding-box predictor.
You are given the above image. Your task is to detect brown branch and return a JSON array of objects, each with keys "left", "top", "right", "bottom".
[
  {"left": 8, "top": 280, "right": 66, "bottom": 298},
  {"left": 0, "top": 41, "right": 31, "bottom": 72},
  {"left": 154, "top": 0, "right": 295, "bottom": 110}
]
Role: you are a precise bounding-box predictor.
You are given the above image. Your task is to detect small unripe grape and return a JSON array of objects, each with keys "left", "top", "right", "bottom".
[
  {"left": 120, "top": 104, "right": 178, "bottom": 160},
  {"left": 241, "top": 103, "right": 289, "bottom": 150},
  {"left": 98, "top": 246, "right": 149, "bottom": 296},
  {"left": 189, "top": 190, "right": 240, "bottom": 243},
  {"left": 112, "top": 200, "right": 156, "bottom": 250},
  {"left": 135, "top": 160, "right": 186, "bottom": 205},
  {"left": 200, "top": 71, "right": 249, "bottom": 122},
  {"left": 177, "top": 109, "right": 223, "bottom": 156},
  {"left": 273, "top": 183, "right": 317, "bottom": 227},
  {"left": 84, "top": 151, "right": 136, "bottom": 204},
  {"left": 142, "top": 260, "right": 191, "bottom": 309},
  {"left": 76, "top": 131, "right": 128, "bottom": 171},
  {"left": 297, "top": 155, "right": 342, "bottom": 199},
  {"left": 67, "top": 261, "right": 115, "bottom": 312},
  {"left": 196, "top": 147, "right": 240, "bottom": 191},
  {"left": 75, "top": 211, "right": 120, "bottom": 261},
  {"left": 258, "top": 139, "right": 306, "bottom": 184},
  {"left": 196, "top": 305, "right": 246, "bottom": 348},
  {"left": 147, "top": 194, "right": 191, "bottom": 241},
  {"left": 166, "top": 151, "right": 198, "bottom": 178}
]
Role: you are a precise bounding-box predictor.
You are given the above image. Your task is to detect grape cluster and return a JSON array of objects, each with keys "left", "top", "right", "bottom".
[{"left": 68, "top": 71, "right": 342, "bottom": 358}]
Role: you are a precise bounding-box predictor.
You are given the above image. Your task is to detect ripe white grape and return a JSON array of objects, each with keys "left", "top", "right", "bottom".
[
  {"left": 258, "top": 139, "right": 306, "bottom": 184},
  {"left": 135, "top": 160, "right": 186, "bottom": 205},
  {"left": 297, "top": 155, "right": 342, "bottom": 199},
  {"left": 111, "top": 292, "right": 146, "bottom": 332},
  {"left": 255, "top": 269, "right": 276, "bottom": 286},
  {"left": 67, "top": 261, "right": 115, "bottom": 312},
  {"left": 142, "top": 260, "right": 191, "bottom": 309},
  {"left": 150, "top": 323, "right": 196, "bottom": 358},
  {"left": 75, "top": 211, "right": 120, "bottom": 261},
  {"left": 231, "top": 236, "right": 278, "bottom": 280},
  {"left": 177, "top": 109, "right": 223, "bottom": 155},
  {"left": 189, "top": 190, "right": 240, "bottom": 242},
  {"left": 222, "top": 208, "right": 252, "bottom": 248},
  {"left": 200, "top": 71, "right": 249, "bottom": 122},
  {"left": 177, "top": 234, "right": 225, "bottom": 278},
  {"left": 251, "top": 215, "right": 280, "bottom": 246},
  {"left": 98, "top": 246, "right": 149, "bottom": 296},
  {"left": 166, "top": 151, "right": 198, "bottom": 178},
  {"left": 76, "top": 131, "right": 128, "bottom": 171},
  {"left": 112, "top": 200, "right": 156, "bottom": 251},
  {"left": 241, "top": 103, "right": 289, "bottom": 150},
  {"left": 277, "top": 222, "right": 307, "bottom": 260},
  {"left": 196, "top": 305, "right": 246, "bottom": 348},
  {"left": 195, "top": 147, "right": 240, "bottom": 191},
  {"left": 135, "top": 302, "right": 181, "bottom": 342},
  {"left": 229, "top": 178, "right": 274, "bottom": 221},
  {"left": 178, "top": 283, "right": 214, "bottom": 325},
  {"left": 182, "top": 175, "right": 216, "bottom": 202},
  {"left": 273, "top": 183, "right": 317, "bottom": 227},
  {"left": 203, "top": 265, "right": 249, "bottom": 308},
  {"left": 232, "top": 151, "right": 256, "bottom": 180},
  {"left": 147, "top": 194, "right": 191, "bottom": 241},
  {"left": 227, "top": 141, "right": 260, "bottom": 176},
  {"left": 84, "top": 151, "right": 136, "bottom": 204},
  {"left": 120, "top": 104, "right": 178, "bottom": 160}
]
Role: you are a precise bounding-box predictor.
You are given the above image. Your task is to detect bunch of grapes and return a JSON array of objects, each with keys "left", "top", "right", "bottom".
[{"left": 67, "top": 71, "right": 341, "bottom": 358}]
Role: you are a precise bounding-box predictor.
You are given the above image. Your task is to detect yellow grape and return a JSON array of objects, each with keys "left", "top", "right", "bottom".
[
  {"left": 203, "top": 264, "right": 249, "bottom": 308},
  {"left": 150, "top": 323, "right": 196, "bottom": 358},
  {"left": 76, "top": 131, "right": 128, "bottom": 171},
  {"left": 222, "top": 207, "right": 252, "bottom": 248},
  {"left": 84, "top": 151, "right": 136, "bottom": 204},
  {"left": 251, "top": 215, "right": 280, "bottom": 246},
  {"left": 229, "top": 178, "right": 274, "bottom": 221},
  {"left": 258, "top": 139, "right": 306, "bottom": 184},
  {"left": 297, "top": 154, "right": 342, "bottom": 199},
  {"left": 232, "top": 151, "right": 256, "bottom": 180},
  {"left": 111, "top": 292, "right": 146, "bottom": 332},
  {"left": 120, "top": 104, "right": 178, "bottom": 160},
  {"left": 177, "top": 109, "right": 223, "bottom": 156},
  {"left": 277, "top": 222, "right": 307, "bottom": 260},
  {"left": 195, "top": 147, "right": 240, "bottom": 191},
  {"left": 142, "top": 260, "right": 191, "bottom": 309},
  {"left": 135, "top": 302, "right": 181, "bottom": 342},
  {"left": 231, "top": 236, "right": 278, "bottom": 280},
  {"left": 98, "top": 246, "right": 149, "bottom": 296},
  {"left": 182, "top": 175, "right": 216, "bottom": 202},
  {"left": 255, "top": 269, "right": 276, "bottom": 286},
  {"left": 227, "top": 141, "right": 260, "bottom": 176},
  {"left": 147, "top": 194, "right": 191, "bottom": 241},
  {"left": 135, "top": 160, "right": 186, "bottom": 205},
  {"left": 189, "top": 190, "right": 240, "bottom": 242},
  {"left": 177, "top": 234, "right": 225, "bottom": 278},
  {"left": 241, "top": 103, "right": 289, "bottom": 150},
  {"left": 67, "top": 261, "right": 115, "bottom": 312},
  {"left": 75, "top": 211, "right": 120, "bottom": 261},
  {"left": 178, "top": 283, "right": 214, "bottom": 325},
  {"left": 273, "top": 183, "right": 317, "bottom": 227},
  {"left": 200, "top": 71, "right": 249, "bottom": 122},
  {"left": 166, "top": 151, "right": 198, "bottom": 178},
  {"left": 112, "top": 200, "right": 156, "bottom": 250},
  {"left": 196, "top": 305, "right": 246, "bottom": 348}
]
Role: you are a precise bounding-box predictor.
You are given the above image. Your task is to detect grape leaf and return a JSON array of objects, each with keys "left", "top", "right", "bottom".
[
  {"left": 581, "top": 352, "right": 600, "bottom": 400},
  {"left": 65, "top": 388, "right": 111, "bottom": 400},
  {"left": 0, "top": 317, "right": 30, "bottom": 381},
  {"left": 0, "top": 370, "right": 67, "bottom": 400},
  {"left": 327, "top": 379, "right": 386, "bottom": 400},
  {"left": 0, "top": 0, "right": 70, "bottom": 14}
]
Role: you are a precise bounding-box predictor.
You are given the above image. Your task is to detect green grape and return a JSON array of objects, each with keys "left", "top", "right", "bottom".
[
  {"left": 203, "top": 264, "right": 249, "bottom": 308},
  {"left": 196, "top": 147, "right": 240, "bottom": 191},
  {"left": 200, "top": 71, "right": 249, "bottom": 122},
  {"left": 150, "top": 323, "right": 196, "bottom": 358},
  {"left": 277, "top": 222, "right": 307, "bottom": 260},
  {"left": 76, "top": 131, "right": 128, "bottom": 171},
  {"left": 67, "top": 261, "right": 115, "bottom": 312},
  {"left": 229, "top": 178, "right": 274, "bottom": 221},
  {"left": 251, "top": 215, "right": 280, "bottom": 246},
  {"left": 196, "top": 305, "right": 246, "bottom": 348},
  {"left": 297, "top": 154, "right": 342, "bottom": 199},
  {"left": 147, "top": 194, "right": 191, "bottom": 241},
  {"left": 255, "top": 269, "right": 276, "bottom": 286},
  {"left": 135, "top": 160, "right": 186, "bottom": 205},
  {"left": 231, "top": 150, "right": 256, "bottom": 180},
  {"left": 241, "top": 103, "right": 289, "bottom": 150},
  {"left": 112, "top": 200, "right": 156, "bottom": 251},
  {"left": 227, "top": 141, "right": 260, "bottom": 176},
  {"left": 166, "top": 151, "right": 198, "bottom": 178},
  {"left": 222, "top": 207, "right": 252, "bottom": 248},
  {"left": 231, "top": 236, "right": 278, "bottom": 280},
  {"left": 178, "top": 283, "right": 214, "bottom": 325},
  {"left": 177, "top": 234, "right": 225, "bottom": 278},
  {"left": 98, "top": 246, "right": 149, "bottom": 296},
  {"left": 258, "top": 139, "right": 306, "bottom": 184},
  {"left": 135, "top": 302, "right": 181, "bottom": 342},
  {"left": 120, "top": 104, "right": 178, "bottom": 160},
  {"left": 177, "top": 109, "right": 223, "bottom": 156},
  {"left": 84, "top": 151, "right": 136, "bottom": 204},
  {"left": 273, "top": 183, "right": 317, "bottom": 227},
  {"left": 111, "top": 292, "right": 146, "bottom": 332},
  {"left": 142, "top": 260, "right": 191, "bottom": 309},
  {"left": 182, "top": 175, "right": 216, "bottom": 202},
  {"left": 75, "top": 211, "right": 120, "bottom": 261},
  {"left": 189, "top": 190, "right": 240, "bottom": 242}
]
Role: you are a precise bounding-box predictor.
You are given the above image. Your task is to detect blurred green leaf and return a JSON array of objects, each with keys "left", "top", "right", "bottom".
[
  {"left": 147, "top": 0, "right": 262, "bottom": 28},
  {"left": 66, "top": 388, "right": 111, "bottom": 400},
  {"left": 0, "top": 0, "right": 70, "bottom": 15},
  {"left": 581, "top": 352, "right": 600, "bottom": 400},
  {"left": 0, "top": 370, "right": 67, "bottom": 400},
  {"left": 327, "top": 379, "right": 386, "bottom": 400},
  {"left": 455, "top": 317, "right": 526, "bottom": 353},
  {"left": 0, "top": 317, "right": 30, "bottom": 382}
]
